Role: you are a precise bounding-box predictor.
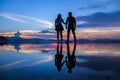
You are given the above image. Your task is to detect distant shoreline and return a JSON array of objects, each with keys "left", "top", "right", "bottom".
[
  {"left": 1, "top": 36, "right": 120, "bottom": 43},
  {"left": 1, "top": 40, "right": 120, "bottom": 44}
]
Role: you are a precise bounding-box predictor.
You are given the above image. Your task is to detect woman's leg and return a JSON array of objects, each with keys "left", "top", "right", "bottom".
[
  {"left": 60, "top": 31, "right": 62, "bottom": 41},
  {"left": 57, "top": 31, "right": 59, "bottom": 41}
]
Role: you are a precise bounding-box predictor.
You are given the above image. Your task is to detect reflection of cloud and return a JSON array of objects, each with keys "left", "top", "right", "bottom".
[
  {"left": 19, "top": 43, "right": 55, "bottom": 53},
  {"left": 28, "top": 55, "right": 52, "bottom": 66},
  {"left": 1, "top": 43, "right": 120, "bottom": 56},
  {"left": 0, "top": 43, "right": 56, "bottom": 53},
  {"left": 0, "top": 59, "right": 27, "bottom": 69},
  {"left": 0, "top": 55, "right": 52, "bottom": 70},
  {"left": 76, "top": 43, "right": 120, "bottom": 56},
  {"left": 0, "top": 45, "right": 15, "bottom": 51},
  {"left": 76, "top": 56, "right": 120, "bottom": 78}
]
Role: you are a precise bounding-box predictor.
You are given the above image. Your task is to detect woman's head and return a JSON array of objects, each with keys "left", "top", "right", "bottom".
[{"left": 57, "top": 14, "right": 62, "bottom": 19}]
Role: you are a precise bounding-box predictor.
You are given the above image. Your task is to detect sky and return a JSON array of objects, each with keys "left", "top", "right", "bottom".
[{"left": 0, "top": 0, "right": 120, "bottom": 39}]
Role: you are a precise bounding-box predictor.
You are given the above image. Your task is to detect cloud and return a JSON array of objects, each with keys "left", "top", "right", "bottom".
[
  {"left": 31, "top": 18, "right": 53, "bottom": 28},
  {"left": 78, "top": 0, "right": 120, "bottom": 11},
  {"left": 95, "top": 0, "right": 115, "bottom": 2},
  {"left": 0, "top": 12, "right": 53, "bottom": 28},
  {"left": 79, "top": 4, "right": 106, "bottom": 10},
  {"left": 20, "top": 30, "right": 40, "bottom": 33},
  {"left": 20, "top": 30, "right": 55, "bottom": 39},
  {"left": 76, "top": 10, "right": 120, "bottom": 28},
  {"left": 92, "top": 0, "right": 117, "bottom": 3},
  {"left": 0, "top": 12, "right": 27, "bottom": 23}
]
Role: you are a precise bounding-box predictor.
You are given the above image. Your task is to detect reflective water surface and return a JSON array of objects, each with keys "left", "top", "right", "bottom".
[{"left": 0, "top": 43, "right": 120, "bottom": 80}]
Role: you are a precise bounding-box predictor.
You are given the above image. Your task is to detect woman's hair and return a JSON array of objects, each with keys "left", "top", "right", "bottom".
[{"left": 57, "top": 14, "right": 61, "bottom": 19}]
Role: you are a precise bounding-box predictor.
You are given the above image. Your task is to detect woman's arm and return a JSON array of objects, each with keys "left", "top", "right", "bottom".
[
  {"left": 62, "top": 18, "right": 66, "bottom": 24},
  {"left": 55, "top": 19, "right": 57, "bottom": 27}
]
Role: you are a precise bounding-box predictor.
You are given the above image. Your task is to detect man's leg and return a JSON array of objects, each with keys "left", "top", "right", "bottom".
[
  {"left": 67, "top": 29, "right": 70, "bottom": 43},
  {"left": 72, "top": 29, "right": 76, "bottom": 42}
]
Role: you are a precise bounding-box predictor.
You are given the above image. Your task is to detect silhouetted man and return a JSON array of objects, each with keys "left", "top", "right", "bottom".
[
  {"left": 55, "top": 42, "right": 64, "bottom": 71},
  {"left": 66, "top": 42, "right": 76, "bottom": 73},
  {"left": 66, "top": 12, "right": 76, "bottom": 43}
]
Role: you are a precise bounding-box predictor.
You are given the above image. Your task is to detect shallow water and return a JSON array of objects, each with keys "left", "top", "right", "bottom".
[{"left": 0, "top": 43, "right": 120, "bottom": 80}]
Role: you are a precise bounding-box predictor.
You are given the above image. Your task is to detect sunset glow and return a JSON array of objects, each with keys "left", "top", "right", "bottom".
[
  {"left": 0, "top": 27, "right": 120, "bottom": 39},
  {"left": 0, "top": 0, "right": 120, "bottom": 80},
  {"left": 0, "top": 43, "right": 120, "bottom": 56}
]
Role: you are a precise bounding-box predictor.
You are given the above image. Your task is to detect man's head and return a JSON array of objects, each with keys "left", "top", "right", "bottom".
[{"left": 68, "top": 12, "right": 72, "bottom": 17}]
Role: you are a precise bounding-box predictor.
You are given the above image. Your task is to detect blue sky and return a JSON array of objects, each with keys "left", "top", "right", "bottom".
[{"left": 0, "top": 0, "right": 120, "bottom": 39}]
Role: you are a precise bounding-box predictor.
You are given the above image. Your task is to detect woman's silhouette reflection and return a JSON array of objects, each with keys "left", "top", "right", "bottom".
[
  {"left": 55, "top": 42, "right": 64, "bottom": 71},
  {"left": 66, "top": 42, "right": 76, "bottom": 73}
]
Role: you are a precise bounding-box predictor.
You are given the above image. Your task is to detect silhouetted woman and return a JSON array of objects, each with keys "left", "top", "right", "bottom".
[
  {"left": 55, "top": 42, "right": 64, "bottom": 71},
  {"left": 55, "top": 14, "right": 65, "bottom": 42}
]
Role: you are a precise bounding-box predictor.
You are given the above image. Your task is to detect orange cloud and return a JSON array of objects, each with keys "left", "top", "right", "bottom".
[
  {"left": 0, "top": 32, "right": 15, "bottom": 37},
  {"left": 0, "top": 27, "right": 120, "bottom": 39}
]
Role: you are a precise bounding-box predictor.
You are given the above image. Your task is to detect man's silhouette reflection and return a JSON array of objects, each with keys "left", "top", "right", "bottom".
[
  {"left": 65, "top": 42, "right": 76, "bottom": 73},
  {"left": 55, "top": 42, "right": 64, "bottom": 71}
]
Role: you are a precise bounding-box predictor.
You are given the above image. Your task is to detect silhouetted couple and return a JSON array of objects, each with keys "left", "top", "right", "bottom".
[
  {"left": 55, "top": 42, "right": 76, "bottom": 73},
  {"left": 55, "top": 12, "right": 76, "bottom": 43}
]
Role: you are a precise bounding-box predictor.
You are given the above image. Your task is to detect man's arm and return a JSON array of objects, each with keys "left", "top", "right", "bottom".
[
  {"left": 74, "top": 17, "right": 76, "bottom": 29},
  {"left": 74, "top": 18, "right": 76, "bottom": 27}
]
